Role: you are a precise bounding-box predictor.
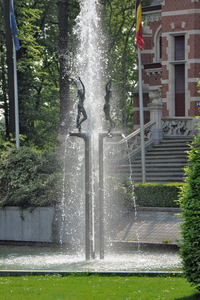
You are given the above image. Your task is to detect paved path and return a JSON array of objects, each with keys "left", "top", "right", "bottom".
[{"left": 115, "top": 207, "right": 182, "bottom": 244}]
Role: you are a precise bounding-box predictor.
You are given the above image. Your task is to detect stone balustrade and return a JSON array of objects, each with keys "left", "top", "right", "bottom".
[
  {"left": 162, "top": 117, "right": 193, "bottom": 136},
  {"left": 106, "top": 121, "right": 155, "bottom": 162}
]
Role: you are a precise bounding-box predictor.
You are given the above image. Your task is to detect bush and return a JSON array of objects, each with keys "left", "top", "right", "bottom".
[
  {"left": 110, "top": 175, "right": 182, "bottom": 208},
  {"left": 135, "top": 182, "right": 183, "bottom": 207},
  {"left": 0, "top": 146, "right": 63, "bottom": 209},
  {"left": 178, "top": 120, "right": 200, "bottom": 290}
]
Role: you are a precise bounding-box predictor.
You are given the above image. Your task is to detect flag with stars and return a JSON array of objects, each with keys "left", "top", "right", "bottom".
[{"left": 10, "top": 1, "right": 20, "bottom": 51}]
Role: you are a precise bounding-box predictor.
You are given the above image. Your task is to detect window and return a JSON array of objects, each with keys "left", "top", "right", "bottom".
[
  {"left": 174, "top": 36, "right": 185, "bottom": 116},
  {"left": 175, "top": 36, "right": 185, "bottom": 60},
  {"left": 154, "top": 26, "right": 162, "bottom": 61},
  {"left": 159, "top": 35, "right": 162, "bottom": 59}
]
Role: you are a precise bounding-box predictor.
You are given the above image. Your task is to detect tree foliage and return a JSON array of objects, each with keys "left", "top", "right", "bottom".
[
  {"left": 0, "top": 146, "right": 62, "bottom": 209},
  {"left": 0, "top": 0, "right": 153, "bottom": 148},
  {"left": 0, "top": 0, "right": 60, "bottom": 149},
  {"left": 101, "top": 0, "right": 152, "bottom": 134},
  {"left": 178, "top": 120, "right": 200, "bottom": 289}
]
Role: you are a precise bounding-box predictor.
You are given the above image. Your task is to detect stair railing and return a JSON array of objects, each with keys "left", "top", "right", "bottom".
[{"left": 105, "top": 121, "right": 156, "bottom": 162}]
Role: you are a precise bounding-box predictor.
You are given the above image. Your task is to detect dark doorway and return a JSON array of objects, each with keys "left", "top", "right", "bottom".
[{"left": 175, "top": 64, "right": 185, "bottom": 116}]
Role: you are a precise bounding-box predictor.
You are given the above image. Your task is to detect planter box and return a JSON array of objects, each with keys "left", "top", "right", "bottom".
[{"left": 0, "top": 207, "right": 56, "bottom": 243}]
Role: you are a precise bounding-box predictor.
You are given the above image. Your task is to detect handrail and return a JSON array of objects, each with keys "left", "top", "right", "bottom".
[
  {"left": 105, "top": 121, "right": 156, "bottom": 162},
  {"left": 116, "top": 121, "right": 156, "bottom": 144}
]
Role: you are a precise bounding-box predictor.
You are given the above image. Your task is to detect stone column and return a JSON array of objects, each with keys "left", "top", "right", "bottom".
[{"left": 148, "top": 89, "right": 163, "bottom": 144}]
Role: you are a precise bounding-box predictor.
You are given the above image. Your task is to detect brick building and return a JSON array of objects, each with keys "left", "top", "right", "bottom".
[{"left": 133, "top": 0, "right": 200, "bottom": 142}]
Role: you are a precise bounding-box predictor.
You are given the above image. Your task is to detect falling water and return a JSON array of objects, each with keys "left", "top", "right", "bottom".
[
  {"left": 122, "top": 134, "right": 140, "bottom": 251},
  {"left": 74, "top": 0, "right": 105, "bottom": 134},
  {"left": 72, "top": 0, "right": 107, "bottom": 257},
  {"left": 59, "top": 134, "right": 70, "bottom": 246}
]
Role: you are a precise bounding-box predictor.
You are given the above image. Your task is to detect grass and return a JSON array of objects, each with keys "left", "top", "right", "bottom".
[{"left": 0, "top": 274, "right": 200, "bottom": 299}]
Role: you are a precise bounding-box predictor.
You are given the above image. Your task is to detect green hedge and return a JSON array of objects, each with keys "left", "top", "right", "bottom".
[
  {"left": 178, "top": 119, "right": 200, "bottom": 289},
  {"left": 112, "top": 175, "right": 183, "bottom": 208},
  {"left": 134, "top": 182, "right": 184, "bottom": 208}
]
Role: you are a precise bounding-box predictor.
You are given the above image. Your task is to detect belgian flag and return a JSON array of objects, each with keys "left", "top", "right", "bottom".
[{"left": 135, "top": 0, "right": 144, "bottom": 51}]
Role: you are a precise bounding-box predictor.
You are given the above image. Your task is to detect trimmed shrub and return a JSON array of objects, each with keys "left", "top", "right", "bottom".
[
  {"left": 111, "top": 175, "right": 183, "bottom": 208},
  {"left": 0, "top": 146, "right": 62, "bottom": 209},
  {"left": 135, "top": 182, "right": 183, "bottom": 208},
  {"left": 178, "top": 120, "right": 200, "bottom": 290}
]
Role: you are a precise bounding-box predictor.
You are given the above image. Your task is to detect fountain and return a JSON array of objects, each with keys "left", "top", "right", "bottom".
[{"left": 0, "top": 0, "right": 182, "bottom": 273}]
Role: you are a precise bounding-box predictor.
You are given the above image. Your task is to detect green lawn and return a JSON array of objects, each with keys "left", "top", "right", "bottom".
[{"left": 0, "top": 274, "right": 199, "bottom": 300}]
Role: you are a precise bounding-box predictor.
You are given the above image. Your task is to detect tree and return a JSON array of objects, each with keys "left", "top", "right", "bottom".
[
  {"left": 101, "top": 0, "right": 136, "bottom": 134},
  {"left": 57, "top": 0, "right": 79, "bottom": 134},
  {"left": 4, "top": 0, "right": 15, "bottom": 136},
  {"left": 1, "top": 0, "right": 61, "bottom": 149},
  {"left": 101, "top": 0, "right": 152, "bottom": 134},
  {"left": 0, "top": 0, "right": 80, "bottom": 148}
]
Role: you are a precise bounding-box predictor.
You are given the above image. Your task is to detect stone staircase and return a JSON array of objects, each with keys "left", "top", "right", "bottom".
[{"left": 113, "top": 137, "right": 192, "bottom": 183}]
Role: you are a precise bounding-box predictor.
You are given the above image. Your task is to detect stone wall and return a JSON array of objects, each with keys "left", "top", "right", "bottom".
[{"left": 0, "top": 207, "right": 57, "bottom": 243}]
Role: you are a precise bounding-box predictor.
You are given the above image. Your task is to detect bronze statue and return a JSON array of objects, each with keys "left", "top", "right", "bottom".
[
  {"left": 70, "top": 77, "right": 87, "bottom": 132},
  {"left": 103, "top": 79, "right": 115, "bottom": 136}
]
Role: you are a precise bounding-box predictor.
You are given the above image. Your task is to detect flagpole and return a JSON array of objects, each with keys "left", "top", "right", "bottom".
[
  {"left": 11, "top": 0, "right": 20, "bottom": 149},
  {"left": 138, "top": 47, "right": 146, "bottom": 183}
]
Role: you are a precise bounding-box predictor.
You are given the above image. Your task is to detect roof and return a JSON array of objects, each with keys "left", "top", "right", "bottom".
[
  {"left": 150, "top": 0, "right": 160, "bottom": 6},
  {"left": 142, "top": 0, "right": 161, "bottom": 13}
]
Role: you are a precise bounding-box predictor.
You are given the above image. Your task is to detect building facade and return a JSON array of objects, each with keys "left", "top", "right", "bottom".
[{"left": 133, "top": 0, "right": 200, "bottom": 141}]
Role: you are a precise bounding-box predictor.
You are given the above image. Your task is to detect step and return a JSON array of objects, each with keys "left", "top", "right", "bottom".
[
  {"left": 145, "top": 151, "right": 188, "bottom": 159},
  {"left": 153, "top": 144, "right": 190, "bottom": 149},
  {"left": 115, "top": 167, "right": 185, "bottom": 173},
  {"left": 139, "top": 155, "right": 188, "bottom": 161},
  {"left": 111, "top": 164, "right": 185, "bottom": 169},
  {"left": 112, "top": 137, "right": 191, "bottom": 183},
  {"left": 163, "top": 136, "right": 193, "bottom": 140},
  {"left": 147, "top": 148, "right": 189, "bottom": 153},
  {"left": 130, "top": 177, "right": 184, "bottom": 183},
  {"left": 116, "top": 162, "right": 186, "bottom": 168}
]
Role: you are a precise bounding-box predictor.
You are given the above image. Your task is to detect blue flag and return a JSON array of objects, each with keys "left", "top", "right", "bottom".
[{"left": 9, "top": 1, "right": 20, "bottom": 51}]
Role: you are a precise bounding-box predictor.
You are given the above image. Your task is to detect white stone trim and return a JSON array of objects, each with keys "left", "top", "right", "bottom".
[
  {"left": 182, "top": 22, "right": 186, "bottom": 29},
  {"left": 162, "top": 9, "right": 200, "bottom": 17},
  {"left": 142, "top": 25, "right": 152, "bottom": 36},
  {"left": 169, "top": 31, "right": 187, "bottom": 36},
  {"left": 169, "top": 60, "right": 186, "bottom": 65},
  {"left": 144, "top": 11, "right": 162, "bottom": 24},
  {"left": 142, "top": 49, "right": 154, "bottom": 54},
  {"left": 188, "top": 97, "right": 200, "bottom": 101},
  {"left": 192, "top": 0, "right": 199, "bottom": 2},
  {"left": 188, "top": 78, "right": 200, "bottom": 83},
  {"left": 145, "top": 68, "right": 162, "bottom": 76},
  {"left": 133, "top": 82, "right": 149, "bottom": 94},
  {"left": 162, "top": 59, "right": 200, "bottom": 65},
  {"left": 159, "top": 0, "right": 165, "bottom": 5},
  {"left": 133, "top": 107, "right": 150, "bottom": 111},
  {"left": 149, "top": 85, "right": 162, "bottom": 91},
  {"left": 154, "top": 25, "right": 162, "bottom": 62},
  {"left": 163, "top": 30, "right": 200, "bottom": 36}
]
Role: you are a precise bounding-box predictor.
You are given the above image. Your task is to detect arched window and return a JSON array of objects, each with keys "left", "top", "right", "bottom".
[
  {"left": 154, "top": 26, "right": 162, "bottom": 61},
  {"left": 159, "top": 34, "right": 162, "bottom": 59}
]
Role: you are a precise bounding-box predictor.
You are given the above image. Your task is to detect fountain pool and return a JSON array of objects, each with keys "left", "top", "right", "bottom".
[{"left": 0, "top": 244, "right": 181, "bottom": 272}]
